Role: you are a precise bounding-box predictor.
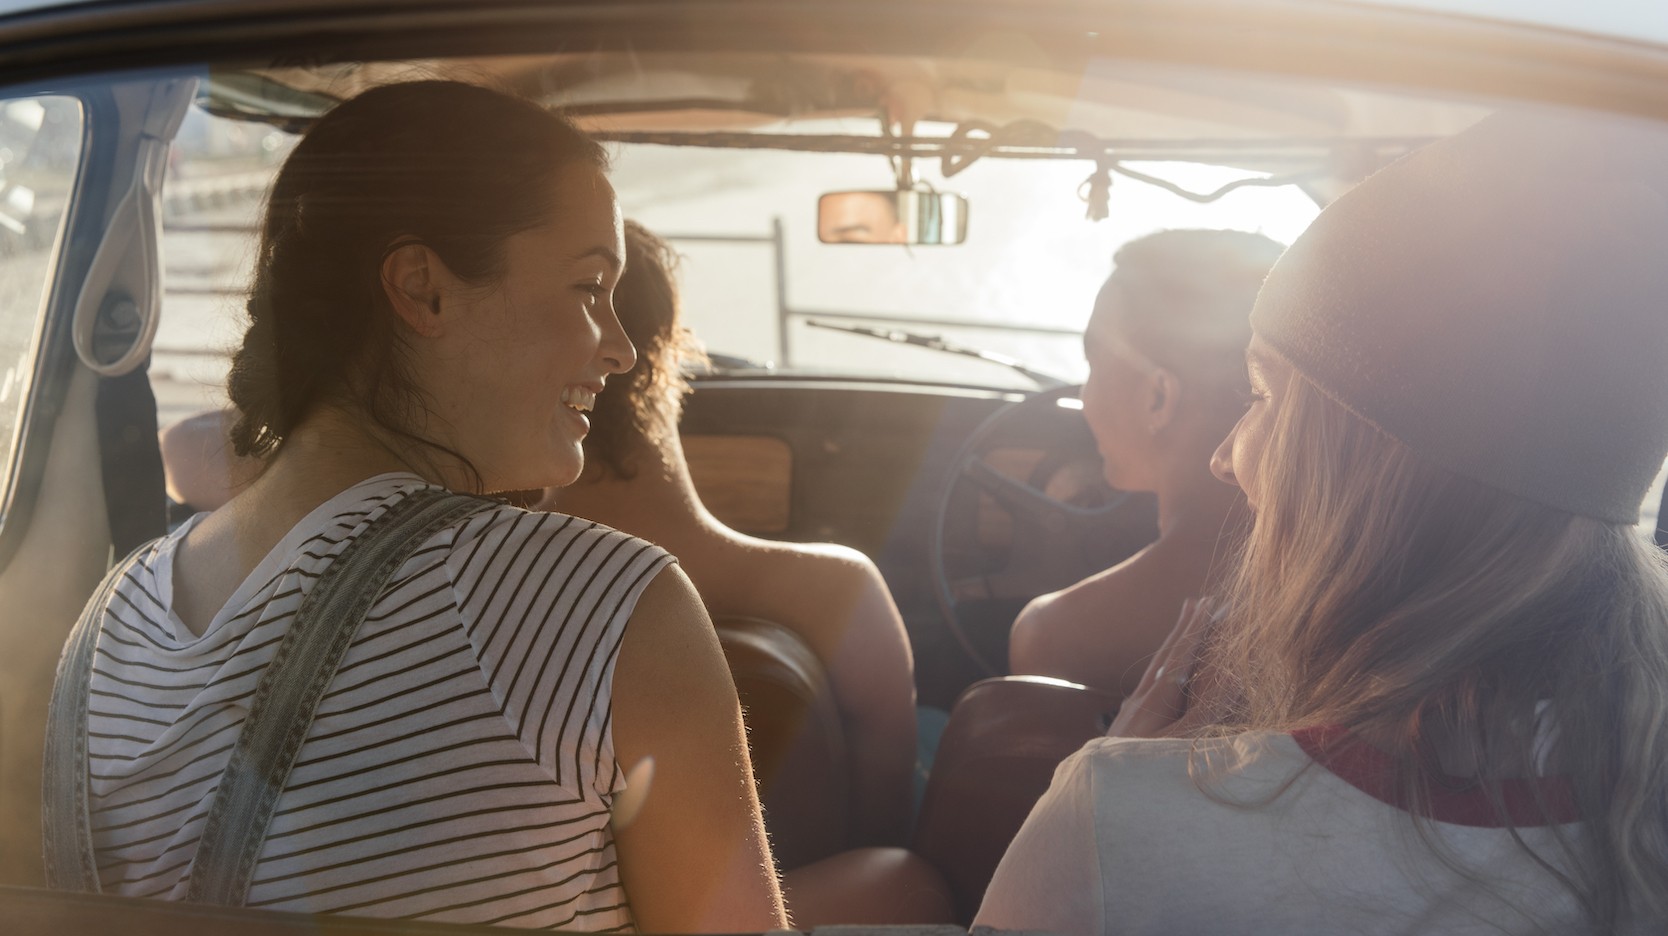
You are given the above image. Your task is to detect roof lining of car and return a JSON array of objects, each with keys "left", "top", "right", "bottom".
[
  {"left": 6, "top": 0, "right": 1667, "bottom": 187},
  {"left": 3, "top": 0, "right": 1666, "bottom": 122},
  {"left": 193, "top": 46, "right": 1485, "bottom": 186},
  {"left": 198, "top": 71, "right": 1445, "bottom": 177}
]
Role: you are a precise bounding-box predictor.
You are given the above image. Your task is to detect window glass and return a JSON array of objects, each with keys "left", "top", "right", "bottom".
[
  {"left": 154, "top": 105, "right": 292, "bottom": 428},
  {"left": 0, "top": 95, "right": 82, "bottom": 499},
  {"left": 154, "top": 96, "right": 1323, "bottom": 411},
  {"left": 612, "top": 140, "right": 1319, "bottom": 388}
]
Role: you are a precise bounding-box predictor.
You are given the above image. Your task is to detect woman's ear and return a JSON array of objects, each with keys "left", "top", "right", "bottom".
[
  {"left": 381, "top": 242, "right": 446, "bottom": 338},
  {"left": 1147, "top": 366, "right": 1181, "bottom": 434}
]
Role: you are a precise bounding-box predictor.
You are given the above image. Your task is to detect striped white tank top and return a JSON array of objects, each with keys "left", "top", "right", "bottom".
[{"left": 83, "top": 473, "right": 674, "bottom": 930}]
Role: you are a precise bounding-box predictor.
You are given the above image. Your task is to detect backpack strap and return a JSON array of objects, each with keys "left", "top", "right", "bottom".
[
  {"left": 187, "top": 488, "right": 489, "bottom": 906},
  {"left": 42, "top": 540, "right": 156, "bottom": 891}
]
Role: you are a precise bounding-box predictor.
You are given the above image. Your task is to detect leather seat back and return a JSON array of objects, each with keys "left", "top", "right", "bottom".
[
  {"left": 714, "top": 616, "right": 850, "bottom": 869},
  {"left": 910, "top": 676, "right": 1117, "bottom": 921}
]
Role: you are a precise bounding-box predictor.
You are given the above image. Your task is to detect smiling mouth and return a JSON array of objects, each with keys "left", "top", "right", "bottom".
[{"left": 561, "top": 386, "right": 596, "bottom": 413}]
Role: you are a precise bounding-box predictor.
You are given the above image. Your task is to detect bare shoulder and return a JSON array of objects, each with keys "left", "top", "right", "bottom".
[
  {"left": 738, "top": 532, "right": 869, "bottom": 568},
  {"left": 788, "top": 540, "right": 888, "bottom": 591},
  {"left": 1010, "top": 534, "right": 1215, "bottom": 693},
  {"left": 627, "top": 562, "right": 708, "bottom": 636},
  {"left": 725, "top": 531, "right": 883, "bottom": 596},
  {"left": 1011, "top": 546, "right": 1157, "bottom": 671},
  {"left": 612, "top": 564, "right": 731, "bottom": 730},
  {"left": 695, "top": 532, "right": 906, "bottom": 679},
  {"left": 1025, "top": 541, "right": 1161, "bottom": 619}
]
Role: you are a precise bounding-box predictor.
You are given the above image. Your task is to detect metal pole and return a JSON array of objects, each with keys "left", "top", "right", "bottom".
[{"left": 772, "top": 216, "right": 789, "bottom": 368}]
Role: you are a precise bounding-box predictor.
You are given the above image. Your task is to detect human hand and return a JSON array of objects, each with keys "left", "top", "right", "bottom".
[{"left": 1107, "top": 596, "right": 1218, "bottom": 738}]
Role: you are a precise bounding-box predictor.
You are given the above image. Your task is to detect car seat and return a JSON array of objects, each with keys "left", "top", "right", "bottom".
[
  {"left": 714, "top": 615, "right": 851, "bottom": 870},
  {"left": 910, "top": 675, "right": 1117, "bottom": 921}
]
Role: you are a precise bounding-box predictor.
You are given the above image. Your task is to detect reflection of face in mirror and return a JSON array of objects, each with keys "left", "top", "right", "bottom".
[{"left": 818, "top": 191, "right": 907, "bottom": 244}]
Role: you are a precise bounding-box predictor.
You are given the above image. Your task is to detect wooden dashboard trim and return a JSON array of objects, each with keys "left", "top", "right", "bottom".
[{"left": 684, "top": 433, "right": 793, "bottom": 534}]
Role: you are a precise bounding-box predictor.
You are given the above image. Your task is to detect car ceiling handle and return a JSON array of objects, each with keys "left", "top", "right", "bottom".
[{"left": 71, "top": 77, "right": 198, "bottom": 378}]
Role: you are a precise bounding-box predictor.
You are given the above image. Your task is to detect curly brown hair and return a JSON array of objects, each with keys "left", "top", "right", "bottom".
[{"left": 583, "top": 220, "right": 708, "bottom": 478}]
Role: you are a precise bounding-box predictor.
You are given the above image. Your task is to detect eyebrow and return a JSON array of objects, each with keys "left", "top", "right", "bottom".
[{"left": 573, "top": 245, "right": 624, "bottom": 272}]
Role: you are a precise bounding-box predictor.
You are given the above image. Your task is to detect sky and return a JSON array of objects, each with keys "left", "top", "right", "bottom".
[{"left": 1356, "top": 0, "right": 1668, "bottom": 45}]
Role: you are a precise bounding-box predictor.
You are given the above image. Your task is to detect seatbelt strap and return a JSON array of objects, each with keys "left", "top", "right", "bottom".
[
  {"left": 44, "top": 487, "right": 490, "bottom": 903},
  {"left": 96, "top": 362, "right": 166, "bottom": 554}
]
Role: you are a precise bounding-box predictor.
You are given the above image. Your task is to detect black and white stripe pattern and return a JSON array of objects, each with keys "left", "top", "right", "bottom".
[{"left": 85, "top": 474, "right": 672, "bottom": 929}]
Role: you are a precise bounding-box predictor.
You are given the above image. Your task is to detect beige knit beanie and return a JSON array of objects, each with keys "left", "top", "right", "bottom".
[{"left": 1251, "top": 111, "right": 1668, "bottom": 524}]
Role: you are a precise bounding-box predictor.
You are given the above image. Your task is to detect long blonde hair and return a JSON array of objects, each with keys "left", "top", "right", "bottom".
[{"left": 1203, "top": 367, "right": 1668, "bottom": 929}]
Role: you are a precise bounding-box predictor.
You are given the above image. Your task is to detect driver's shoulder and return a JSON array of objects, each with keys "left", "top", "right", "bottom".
[
  {"left": 1016, "top": 540, "right": 1166, "bottom": 628},
  {"left": 1009, "top": 545, "right": 1207, "bottom": 691},
  {"left": 711, "top": 531, "right": 883, "bottom": 600}
]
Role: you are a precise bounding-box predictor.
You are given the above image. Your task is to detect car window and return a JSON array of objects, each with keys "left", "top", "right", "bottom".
[
  {"left": 153, "top": 105, "right": 290, "bottom": 425},
  {"left": 0, "top": 94, "right": 81, "bottom": 504}
]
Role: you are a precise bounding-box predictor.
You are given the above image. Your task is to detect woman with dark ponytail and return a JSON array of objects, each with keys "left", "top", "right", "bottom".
[{"left": 67, "top": 81, "right": 785, "bottom": 931}]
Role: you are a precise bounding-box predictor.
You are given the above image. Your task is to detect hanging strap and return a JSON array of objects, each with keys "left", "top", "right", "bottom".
[{"left": 44, "top": 487, "right": 490, "bottom": 904}]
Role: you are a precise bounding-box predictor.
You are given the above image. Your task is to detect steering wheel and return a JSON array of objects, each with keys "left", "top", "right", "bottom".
[{"left": 928, "top": 385, "right": 1159, "bottom": 676}]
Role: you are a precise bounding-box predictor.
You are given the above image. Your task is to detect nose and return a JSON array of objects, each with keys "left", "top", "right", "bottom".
[
  {"left": 1209, "top": 424, "right": 1238, "bottom": 488},
  {"left": 599, "top": 301, "right": 637, "bottom": 375}
]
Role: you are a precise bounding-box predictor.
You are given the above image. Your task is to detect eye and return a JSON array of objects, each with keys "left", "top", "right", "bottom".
[
  {"left": 577, "top": 281, "right": 606, "bottom": 303},
  {"left": 1237, "top": 387, "right": 1270, "bottom": 409}
]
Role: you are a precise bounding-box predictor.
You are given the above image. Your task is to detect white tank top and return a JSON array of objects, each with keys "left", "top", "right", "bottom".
[{"left": 83, "top": 473, "right": 673, "bottom": 930}]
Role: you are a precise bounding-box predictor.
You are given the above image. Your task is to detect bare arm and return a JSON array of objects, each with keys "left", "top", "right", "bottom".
[
  {"left": 825, "top": 560, "right": 917, "bottom": 847},
  {"left": 610, "top": 565, "right": 787, "bottom": 932},
  {"left": 159, "top": 408, "right": 262, "bottom": 511}
]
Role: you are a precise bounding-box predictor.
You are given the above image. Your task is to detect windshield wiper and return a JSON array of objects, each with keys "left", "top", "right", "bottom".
[{"left": 804, "top": 319, "right": 1069, "bottom": 390}]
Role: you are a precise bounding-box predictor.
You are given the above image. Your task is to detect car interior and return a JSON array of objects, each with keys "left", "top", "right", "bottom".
[{"left": 3, "top": 1, "right": 1667, "bottom": 933}]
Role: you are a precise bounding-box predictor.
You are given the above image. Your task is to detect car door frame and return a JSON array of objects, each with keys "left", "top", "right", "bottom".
[{"left": 0, "top": 70, "right": 198, "bottom": 884}]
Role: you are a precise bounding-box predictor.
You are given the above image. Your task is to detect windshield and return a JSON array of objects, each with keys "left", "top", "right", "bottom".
[
  {"left": 609, "top": 132, "right": 1320, "bottom": 388},
  {"left": 151, "top": 108, "right": 1320, "bottom": 419}
]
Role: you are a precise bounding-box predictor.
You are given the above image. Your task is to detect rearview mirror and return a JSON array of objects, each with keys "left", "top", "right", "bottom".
[{"left": 817, "top": 190, "right": 968, "bottom": 245}]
